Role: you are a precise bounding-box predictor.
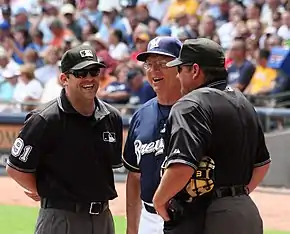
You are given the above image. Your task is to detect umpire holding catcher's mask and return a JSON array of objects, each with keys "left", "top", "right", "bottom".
[{"left": 153, "top": 38, "right": 271, "bottom": 234}]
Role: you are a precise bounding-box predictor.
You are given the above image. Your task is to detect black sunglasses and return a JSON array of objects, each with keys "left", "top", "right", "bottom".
[
  {"left": 177, "top": 63, "right": 193, "bottom": 73},
  {"left": 67, "top": 69, "right": 100, "bottom": 78}
]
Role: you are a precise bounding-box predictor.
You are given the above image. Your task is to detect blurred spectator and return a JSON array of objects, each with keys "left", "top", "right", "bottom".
[
  {"left": 98, "top": 6, "right": 123, "bottom": 42},
  {"left": 78, "top": 0, "right": 102, "bottom": 29},
  {"left": 81, "top": 23, "right": 98, "bottom": 42},
  {"left": 244, "top": 49, "right": 277, "bottom": 95},
  {"left": 12, "top": 7, "right": 31, "bottom": 30},
  {"left": 23, "top": 48, "right": 43, "bottom": 68},
  {"left": 246, "top": 38, "right": 260, "bottom": 63},
  {"left": 0, "top": 68, "right": 20, "bottom": 101},
  {"left": 60, "top": 3, "right": 82, "bottom": 41},
  {"left": 260, "top": 0, "right": 285, "bottom": 26},
  {"left": 7, "top": 28, "right": 33, "bottom": 65},
  {"left": 130, "top": 32, "right": 150, "bottom": 62},
  {"left": 30, "top": 29, "right": 47, "bottom": 54},
  {"left": 34, "top": 46, "right": 60, "bottom": 85},
  {"left": 49, "top": 19, "right": 74, "bottom": 48},
  {"left": 108, "top": 29, "right": 130, "bottom": 61},
  {"left": 1, "top": 5, "right": 11, "bottom": 25},
  {"left": 120, "top": 6, "right": 140, "bottom": 47},
  {"left": 96, "top": 51, "right": 118, "bottom": 99},
  {"left": 138, "top": 0, "right": 170, "bottom": 22},
  {"left": 136, "top": 4, "right": 158, "bottom": 25},
  {"left": 277, "top": 10, "right": 290, "bottom": 40},
  {"left": 127, "top": 68, "right": 156, "bottom": 105},
  {"left": 218, "top": 4, "right": 244, "bottom": 49},
  {"left": 147, "top": 18, "right": 161, "bottom": 38},
  {"left": 198, "top": 15, "right": 220, "bottom": 44},
  {"left": 0, "top": 20, "right": 11, "bottom": 43},
  {"left": 155, "top": 25, "right": 172, "bottom": 37},
  {"left": 40, "top": 61, "right": 62, "bottom": 103},
  {"left": 13, "top": 63, "right": 43, "bottom": 105},
  {"left": 227, "top": 37, "right": 256, "bottom": 92},
  {"left": 87, "top": 33, "right": 109, "bottom": 53},
  {"left": 0, "top": 47, "right": 19, "bottom": 76},
  {"left": 265, "top": 34, "right": 283, "bottom": 50},
  {"left": 164, "top": 0, "right": 199, "bottom": 23},
  {"left": 32, "top": 3, "right": 59, "bottom": 44},
  {"left": 246, "top": 2, "right": 262, "bottom": 21}
]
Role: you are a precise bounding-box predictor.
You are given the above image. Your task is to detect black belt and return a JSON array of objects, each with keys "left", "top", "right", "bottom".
[
  {"left": 144, "top": 203, "right": 157, "bottom": 214},
  {"left": 41, "top": 198, "right": 108, "bottom": 215},
  {"left": 213, "top": 185, "right": 249, "bottom": 199}
]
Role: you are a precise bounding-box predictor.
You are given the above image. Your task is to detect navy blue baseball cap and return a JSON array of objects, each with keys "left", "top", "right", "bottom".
[{"left": 136, "top": 36, "right": 182, "bottom": 62}]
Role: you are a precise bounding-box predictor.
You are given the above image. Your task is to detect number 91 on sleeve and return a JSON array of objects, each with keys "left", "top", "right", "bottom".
[{"left": 11, "top": 138, "right": 33, "bottom": 162}]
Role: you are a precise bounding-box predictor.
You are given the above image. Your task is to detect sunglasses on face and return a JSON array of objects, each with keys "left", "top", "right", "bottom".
[
  {"left": 177, "top": 63, "right": 193, "bottom": 74},
  {"left": 67, "top": 69, "right": 100, "bottom": 78}
]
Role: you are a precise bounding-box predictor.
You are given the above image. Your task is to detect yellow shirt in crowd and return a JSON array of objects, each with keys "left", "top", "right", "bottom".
[
  {"left": 167, "top": 0, "right": 199, "bottom": 20},
  {"left": 245, "top": 66, "right": 277, "bottom": 95}
]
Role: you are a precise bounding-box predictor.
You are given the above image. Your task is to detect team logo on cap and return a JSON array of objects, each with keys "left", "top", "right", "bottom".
[
  {"left": 148, "top": 37, "right": 161, "bottom": 50},
  {"left": 80, "top": 50, "right": 94, "bottom": 58}
]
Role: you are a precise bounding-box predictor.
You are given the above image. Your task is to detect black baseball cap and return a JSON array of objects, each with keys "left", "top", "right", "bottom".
[
  {"left": 60, "top": 44, "right": 106, "bottom": 73},
  {"left": 166, "top": 38, "right": 225, "bottom": 68}
]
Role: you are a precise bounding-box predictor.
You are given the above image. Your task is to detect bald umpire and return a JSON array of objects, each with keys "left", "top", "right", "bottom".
[{"left": 153, "top": 38, "right": 271, "bottom": 234}]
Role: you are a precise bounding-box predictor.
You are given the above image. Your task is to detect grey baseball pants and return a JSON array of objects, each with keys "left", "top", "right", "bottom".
[
  {"left": 35, "top": 207, "right": 115, "bottom": 234},
  {"left": 204, "top": 195, "right": 263, "bottom": 234}
]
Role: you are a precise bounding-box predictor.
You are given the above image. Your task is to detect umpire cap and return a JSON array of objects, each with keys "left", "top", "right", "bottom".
[
  {"left": 166, "top": 38, "right": 225, "bottom": 68},
  {"left": 60, "top": 44, "right": 106, "bottom": 73}
]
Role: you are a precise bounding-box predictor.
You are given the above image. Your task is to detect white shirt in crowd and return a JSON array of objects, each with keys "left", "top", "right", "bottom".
[
  {"left": 277, "top": 25, "right": 290, "bottom": 40},
  {"left": 40, "top": 78, "right": 63, "bottom": 104},
  {"left": 109, "top": 42, "right": 130, "bottom": 61},
  {"left": 34, "top": 64, "right": 59, "bottom": 85},
  {"left": 137, "top": 0, "right": 170, "bottom": 22},
  {"left": 13, "top": 79, "right": 44, "bottom": 103}
]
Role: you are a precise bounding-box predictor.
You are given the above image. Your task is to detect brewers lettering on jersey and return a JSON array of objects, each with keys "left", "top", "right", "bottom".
[{"left": 123, "top": 98, "right": 171, "bottom": 203}]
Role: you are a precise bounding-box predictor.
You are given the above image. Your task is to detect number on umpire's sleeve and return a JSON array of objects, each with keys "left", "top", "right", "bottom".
[{"left": 11, "top": 138, "right": 33, "bottom": 162}]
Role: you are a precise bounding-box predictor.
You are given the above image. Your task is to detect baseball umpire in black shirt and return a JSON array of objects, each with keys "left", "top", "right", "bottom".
[
  {"left": 153, "top": 38, "right": 271, "bottom": 234},
  {"left": 6, "top": 44, "right": 123, "bottom": 234}
]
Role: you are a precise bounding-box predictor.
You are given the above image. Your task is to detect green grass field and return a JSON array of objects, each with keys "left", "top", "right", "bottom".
[{"left": 0, "top": 205, "right": 288, "bottom": 234}]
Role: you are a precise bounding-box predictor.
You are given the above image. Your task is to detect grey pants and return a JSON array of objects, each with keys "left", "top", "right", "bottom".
[
  {"left": 204, "top": 195, "right": 263, "bottom": 234},
  {"left": 35, "top": 207, "right": 115, "bottom": 234},
  {"left": 163, "top": 195, "right": 262, "bottom": 234}
]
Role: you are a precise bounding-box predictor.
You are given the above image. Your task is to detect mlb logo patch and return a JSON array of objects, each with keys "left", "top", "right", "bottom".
[
  {"left": 80, "top": 50, "right": 94, "bottom": 58},
  {"left": 103, "top": 132, "right": 116, "bottom": 143}
]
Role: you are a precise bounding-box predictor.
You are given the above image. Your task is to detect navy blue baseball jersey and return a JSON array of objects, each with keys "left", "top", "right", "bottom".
[{"left": 123, "top": 98, "right": 172, "bottom": 203}]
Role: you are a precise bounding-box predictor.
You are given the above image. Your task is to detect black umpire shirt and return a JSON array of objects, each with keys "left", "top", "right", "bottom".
[
  {"left": 7, "top": 89, "right": 123, "bottom": 202},
  {"left": 163, "top": 80, "right": 271, "bottom": 187}
]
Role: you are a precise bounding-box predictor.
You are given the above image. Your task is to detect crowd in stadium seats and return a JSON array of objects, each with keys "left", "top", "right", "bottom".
[{"left": 0, "top": 0, "right": 290, "bottom": 113}]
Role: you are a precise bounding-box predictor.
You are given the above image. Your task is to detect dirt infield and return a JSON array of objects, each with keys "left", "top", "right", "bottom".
[{"left": 0, "top": 177, "right": 289, "bottom": 231}]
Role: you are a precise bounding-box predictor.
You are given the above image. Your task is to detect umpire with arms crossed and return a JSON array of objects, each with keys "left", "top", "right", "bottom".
[
  {"left": 6, "top": 44, "right": 123, "bottom": 234},
  {"left": 153, "top": 38, "right": 271, "bottom": 234}
]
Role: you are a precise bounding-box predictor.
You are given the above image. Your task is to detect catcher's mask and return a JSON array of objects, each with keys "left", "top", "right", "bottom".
[{"left": 161, "top": 156, "right": 215, "bottom": 203}]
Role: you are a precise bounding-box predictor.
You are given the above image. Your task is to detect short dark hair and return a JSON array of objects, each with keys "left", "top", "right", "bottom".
[
  {"left": 202, "top": 67, "right": 228, "bottom": 83},
  {"left": 186, "top": 66, "right": 228, "bottom": 83},
  {"left": 112, "top": 29, "right": 123, "bottom": 42},
  {"left": 259, "top": 49, "right": 270, "bottom": 60}
]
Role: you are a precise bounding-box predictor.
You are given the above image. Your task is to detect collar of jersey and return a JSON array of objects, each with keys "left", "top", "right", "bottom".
[
  {"left": 57, "top": 88, "right": 110, "bottom": 120},
  {"left": 198, "top": 80, "right": 227, "bottom": 90}
]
